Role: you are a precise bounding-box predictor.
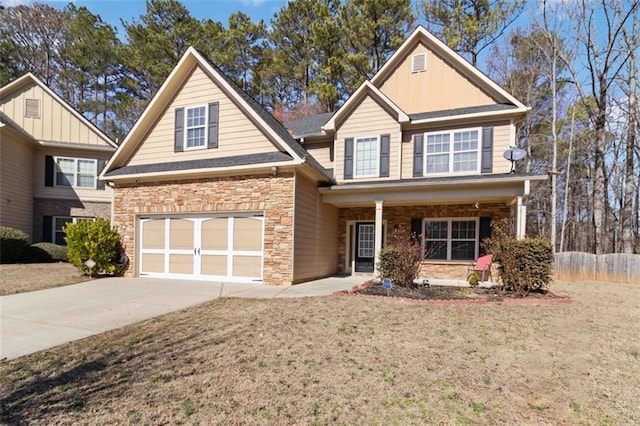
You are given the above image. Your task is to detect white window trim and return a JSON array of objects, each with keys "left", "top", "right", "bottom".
[
  {"left": 53, "top": 216, "right": 95, "bottom": 246},
  {"left": 424, "top": 127, "right": 482, "bottom": 176},
  {"left": 184, "top": 104, "right": 208, "bottom": 151},
  {"left": 353, "top": 135, "right": 380, "bottom": 178},
  {"left": 54, "top": 156, "right": 98, "bottom": 190},
  {"left": 422, "top": 217, "right": 479, "bottom": 261}
]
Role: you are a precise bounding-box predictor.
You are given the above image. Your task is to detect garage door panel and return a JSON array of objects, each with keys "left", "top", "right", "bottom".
[
  {"left": 201, "top": 218, "right": 227, "bottom": 250},
  {"left": 169, "top": 254, "right": 194, "bottom": 274},
  {"left": 200, "top": 255, "right": 228, "bottom": 276},
  {"left": 141, "top": 253, "right": 165, "bottom": 273},
  {"left": 232, "top": 255, "right": 262, "bottom": 278},
  {"left": 170, "top": 219, "right": 194, "bottom": 250},
  {"left": 142, "top": 220, "right": 165, "bottom": 249},
  {"left": 233, "top": 217, "right": 263, "bottom": 251}
]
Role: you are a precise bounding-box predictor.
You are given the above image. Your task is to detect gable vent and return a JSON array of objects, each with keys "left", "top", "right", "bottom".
[
  {"left": 25, "top": 98, "right": 40, "bottom": 118},
  {"left": 412, "top": 53, "right": 427, "bottom": 73}
]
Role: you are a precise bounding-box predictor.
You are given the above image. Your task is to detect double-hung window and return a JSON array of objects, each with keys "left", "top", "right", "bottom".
[
  {"left": 425, "top": 128, "right": 480, "bottom": 174},
  {"left": 55, "top": 157, "right": 97, "bottom": 189},
  {"left": 423, "top": 218, "right": 478, "bottom": 261},
  {"left": 185, "top": 105, "right": 207, "bottom": 149},
  {"left": 354, "top": 136, "right": 379, "bottom": 177},
  {"left": 53, "top": 216, "right": 94, "bottom": 245}
]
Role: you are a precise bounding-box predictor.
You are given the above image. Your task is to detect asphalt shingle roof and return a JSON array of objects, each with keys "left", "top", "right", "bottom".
[
  {"left": 283, "top": 112, "right": 334, "bottom": 138},
  {"left": 409, "top": 104, "right": 518, "bottom": 121}
]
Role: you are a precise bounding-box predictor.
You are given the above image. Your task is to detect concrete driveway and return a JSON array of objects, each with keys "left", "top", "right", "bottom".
[{"left": 0, "top": 275, "right": 367, "bottom": 360}]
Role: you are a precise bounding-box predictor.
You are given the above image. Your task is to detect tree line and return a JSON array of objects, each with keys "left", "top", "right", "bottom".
[{"left": 1, "top": 0, "right": 638, "bottom": 255}]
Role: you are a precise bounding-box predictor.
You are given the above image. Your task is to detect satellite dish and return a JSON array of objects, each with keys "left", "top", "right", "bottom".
[{"left": 503, "top": 147, "right": 527, "bottom": 173}]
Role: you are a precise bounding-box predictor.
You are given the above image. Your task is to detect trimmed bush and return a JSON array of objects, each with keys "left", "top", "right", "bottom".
[
  {"left": 65, "top": 219, "right": 121, "bottom": 275},
  {"left": 0, "top": 226, "right": 30, "bottom": 264},
  {"left": 484, "top": 219, "right": 554, "bottom": 296},
  {"left": 377, "top": 225, "right": 423, "bottom": 288},
  {"left": 22, "top": 242, "right": 68, "bottom": 263}
]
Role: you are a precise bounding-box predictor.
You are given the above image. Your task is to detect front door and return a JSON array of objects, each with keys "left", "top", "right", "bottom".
[{"left": 354, "top": 222, "right": 375, "bottom": 273}]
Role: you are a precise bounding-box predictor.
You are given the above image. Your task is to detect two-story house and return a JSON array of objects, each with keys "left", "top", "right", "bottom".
[
  {"left": 0, "top": 73, "right": 117, "bottom": 245},
  {"left": 101, "top": 27, "right": 545, "bottom": 285}
]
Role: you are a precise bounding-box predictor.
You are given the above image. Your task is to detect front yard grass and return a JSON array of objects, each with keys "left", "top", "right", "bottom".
[
  {"left": 0, "top": 263, "right": 89, "bottom": 296},
  {"left": 1, "top": 280, "right": 639, "bottom": 424}
]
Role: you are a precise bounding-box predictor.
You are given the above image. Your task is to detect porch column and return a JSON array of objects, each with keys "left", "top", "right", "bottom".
[
  {"left": 516, "top": 196, "right": 527, "bottom": 239},
  {"left": 374, "top": 200, "right": 384, "bottom": 276}
]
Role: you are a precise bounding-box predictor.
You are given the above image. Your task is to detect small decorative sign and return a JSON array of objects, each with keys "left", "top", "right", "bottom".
[
  {"left": 383, "top": 278, "right": 392, "bottom": 296},
  {"left": 85, "top": 259, "right": 96, "bottom": 278}
]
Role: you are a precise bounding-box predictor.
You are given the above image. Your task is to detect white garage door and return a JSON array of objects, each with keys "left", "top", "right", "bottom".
[{"left": 139, "top": 214, "right": 264, "bottom": 283}]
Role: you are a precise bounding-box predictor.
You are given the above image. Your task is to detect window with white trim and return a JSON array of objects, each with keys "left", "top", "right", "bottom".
[
  {"left": 53, "top": 216, "right": 94, "bottom": 245},
  {"left": 423, "top": 218, "right": 478, "bottom": 261},
  {"left": 354, "top": 136, "right": 379, "bottom": 177},
  {"left": 185, "top": 105, "right": 207, "bottom": 149},
  {"left": 55, "top": 157, "right": 97, "bottom": 189},
  {"left": 425, "top": 128, "right": 480, "bottom": 175}
]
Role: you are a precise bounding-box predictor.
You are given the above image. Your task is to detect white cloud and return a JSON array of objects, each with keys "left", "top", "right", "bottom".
[
  {"left": 1, "top": 0, "right": 33, "bottom": 7},
  {"left": 238, "top": 0, "right": 268, "bottom": 7}
]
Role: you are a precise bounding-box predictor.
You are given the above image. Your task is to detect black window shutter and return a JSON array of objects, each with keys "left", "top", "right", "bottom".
[
  {"left": 479, "top": 217, "right": 492, "bottom": 255},
  {"left": 174, "top": 107, "right": 184, "bottom": 152},
  {"left": 410, "top": 218, "right": 423, "bottom": 243},
  {"left": 45, "top": 155, "right": 54, "bottom": 187},
  {"left": 97, "top": 159, "right": 106, "bottom": 190},
  {"left": 208, "top": 102, "right": 219, "bottom": 149},
  {"left": 379, "top": 134, "right": 390, "bottom": 177},
  {"left": 344, "top": 137, "right": 354, "bottom": 179},
  {"left": 413, "top": 134, "right": 424, "bottom": 177},
  {"left": 42, "top": 216, "right": 53, "bottom": 243},
  {"left": 481, "top": 127, "right": 493, "bottom": 173}
]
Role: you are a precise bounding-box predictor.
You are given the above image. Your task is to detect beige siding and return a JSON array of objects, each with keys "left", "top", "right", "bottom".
[
  {"left": 128, "top": 65, "right": 280, "bottom": 166},
  {"left": 0, "top": 130, "right": 34, "bottom": 238},
  {"left": 335, "top": 95, "right": 401, "bottom": 183},
  {"left": 33, "top": 147, "right": 112, "bottom": 202},
  {"left": 401, "top": 120, "right": 512, "bottom": 179},
  {"left": 293, "top": 172, "right": 338, "bottom": 282},
  {"left": 378, "top": 42, "right": 497, "bottom": 114},
  {"left": 0, "top": 82, "right": 109, "bottom": 147},
  {"left": 304, "top": 141, "right": 334, "bottom": 170}
]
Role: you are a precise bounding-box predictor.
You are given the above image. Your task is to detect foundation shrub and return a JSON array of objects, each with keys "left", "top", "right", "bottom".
[
  {"left": 22, "top": 243, "right": 68, "bottom": 263},
  {"left": 0, "top": 226, "right": 29, "bottom": 263},
  {"left": 65, "top": 219, "right": 121, "bottom": 275},
  {"left": 377, "top": 225, "right": 422, "bottom": 288}
]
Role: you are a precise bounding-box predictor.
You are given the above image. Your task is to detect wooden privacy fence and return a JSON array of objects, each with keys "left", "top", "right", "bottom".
[{"left": 555, "top": 252, "right": 640, "bottom": 284}]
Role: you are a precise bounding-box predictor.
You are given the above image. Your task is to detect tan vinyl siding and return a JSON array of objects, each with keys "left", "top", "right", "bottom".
[
  {"left": 304, "top": 141, "right": 333, "bottom": 170},
  {"left": 0, "top": 81, "right": 109, "bottom": 147},
  {"left": 335, "top": 95, "right": 400, "bottom": 183},
  {"left": 378, "top": 42, "right": 497, "bottom": 114},
  {"left": 128, "top": 65, "right": 280, "bottom": 166},
  {"left": 401, "top": 120, "right": 512, "bottom": 179},
  {"left": 293, "top": 172, "right": 338, "bottom": 282},
  {"left": 0, "top": 130, "right": 34, "bottom": 238},
  {"left": 33, "top": 147, "right": 112, "bottom": 202}
]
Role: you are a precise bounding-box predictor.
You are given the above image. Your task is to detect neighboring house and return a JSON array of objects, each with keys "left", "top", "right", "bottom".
[
  {"left": 101, "top": 26, "right": 545, "bottom": 285},
  {"left": 0, "top": 73, "right": 117, "bottom": 245}
]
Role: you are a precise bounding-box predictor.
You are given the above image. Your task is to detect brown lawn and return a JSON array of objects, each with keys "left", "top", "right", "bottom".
[
  {"left": 0, "top": 263, "right": 89, "bottom": 296},
  {"left": 1, "top": 280, "right": 638, "bottom": 425}
]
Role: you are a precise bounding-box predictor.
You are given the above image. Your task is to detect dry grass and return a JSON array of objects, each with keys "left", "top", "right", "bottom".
[
  {"left": 1, "top": 280, "right": 639, "bottom": 425},
  {"left": 0, "top": 263, "right": 88, "bottom": 296}
]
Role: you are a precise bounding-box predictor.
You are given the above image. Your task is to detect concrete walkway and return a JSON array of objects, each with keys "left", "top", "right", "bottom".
[{"left": 0, "top": 275, "right": 367, "bottom": 361}]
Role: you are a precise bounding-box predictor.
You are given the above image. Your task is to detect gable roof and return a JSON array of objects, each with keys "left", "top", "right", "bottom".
[
  {"left": 371, "top": 26, "right": 528, "bottom": 113},
  {"left": 101, "top": 47, "right": 332, "bottom": 182},
  {"left": 323, "top": 80, "right": 409, "bottom": 131},
  {"left": 284, "top": 112, "right": 334, "bottom": 138},
  {"left": 0, "top": 73, "right": 117, "bottom": 149}
]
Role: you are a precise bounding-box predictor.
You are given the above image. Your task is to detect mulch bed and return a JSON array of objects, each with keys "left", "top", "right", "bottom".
[{"left": 337, "top": 281, "right": 571, "bottom": 305}]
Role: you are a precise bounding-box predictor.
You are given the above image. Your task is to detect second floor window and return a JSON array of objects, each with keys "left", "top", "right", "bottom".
[
  {"left": 425, "top": 128, "right": 480, "bottom": 174},
  {"left": 55, "top": 157, "right": 97, "bottom": 189},
  {"left": 355, "top": 136, "right": 379, "bottom": 177},
  {"left": 186, "top": 106, "right": 207, "bottom": 149}
]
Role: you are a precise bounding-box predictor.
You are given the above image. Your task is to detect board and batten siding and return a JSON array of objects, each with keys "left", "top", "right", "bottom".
[
  {"left": 401, "top": 120, "right": 512, "bottom": 179},
  {"left": 128, "top": 65, "right": 280, "bottom": 166},
  {"left": 33, "top": 147, "right": 112, "bottom": 202},
  {"left": 293, "top": 172, "right": 338, "bottom": 282},
  {"left": 304, "top": 140, "right": 333, "bottom": 170},
  {"left": 0, "top": 82, "right": 107, "bottom": 146},
  {"left": 335, "top": 95, "right": 400, "bottom": 183},
  {"left": 0, "top": 131, "right": 34, "bottom": 237},
  {"left": 378, "top": 41, "right": 497, "bottom": 115}
]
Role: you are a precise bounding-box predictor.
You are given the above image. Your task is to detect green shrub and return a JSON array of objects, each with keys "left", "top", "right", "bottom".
[
  {"left": 484, "top": 219, "right": 553, "bottom": 296},
  {"left": 0, "top": 226, "right": 30, "bottom": 263},
  {"left": 65, "top": 219, "right": 121, "bottom": 275},
  {"left": 22, "top": 242, "right": 68, "bottom": 263},
  {"left": 468, "top": 271, "right": 480, "bottom": 288},
  {"left": 377, "top": 225, "right": 423, "bottom": 288}
]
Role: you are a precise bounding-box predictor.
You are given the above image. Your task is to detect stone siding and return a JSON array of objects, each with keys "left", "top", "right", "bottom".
[
  {"left": 112, "top": 173, "right": 295, "bottom": 286},
  {"left": 338, "top": 203, "right": 510, "bottom": 280},
  {"left": 32, "top": 198, "right": 111, "bottom": 242}
]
